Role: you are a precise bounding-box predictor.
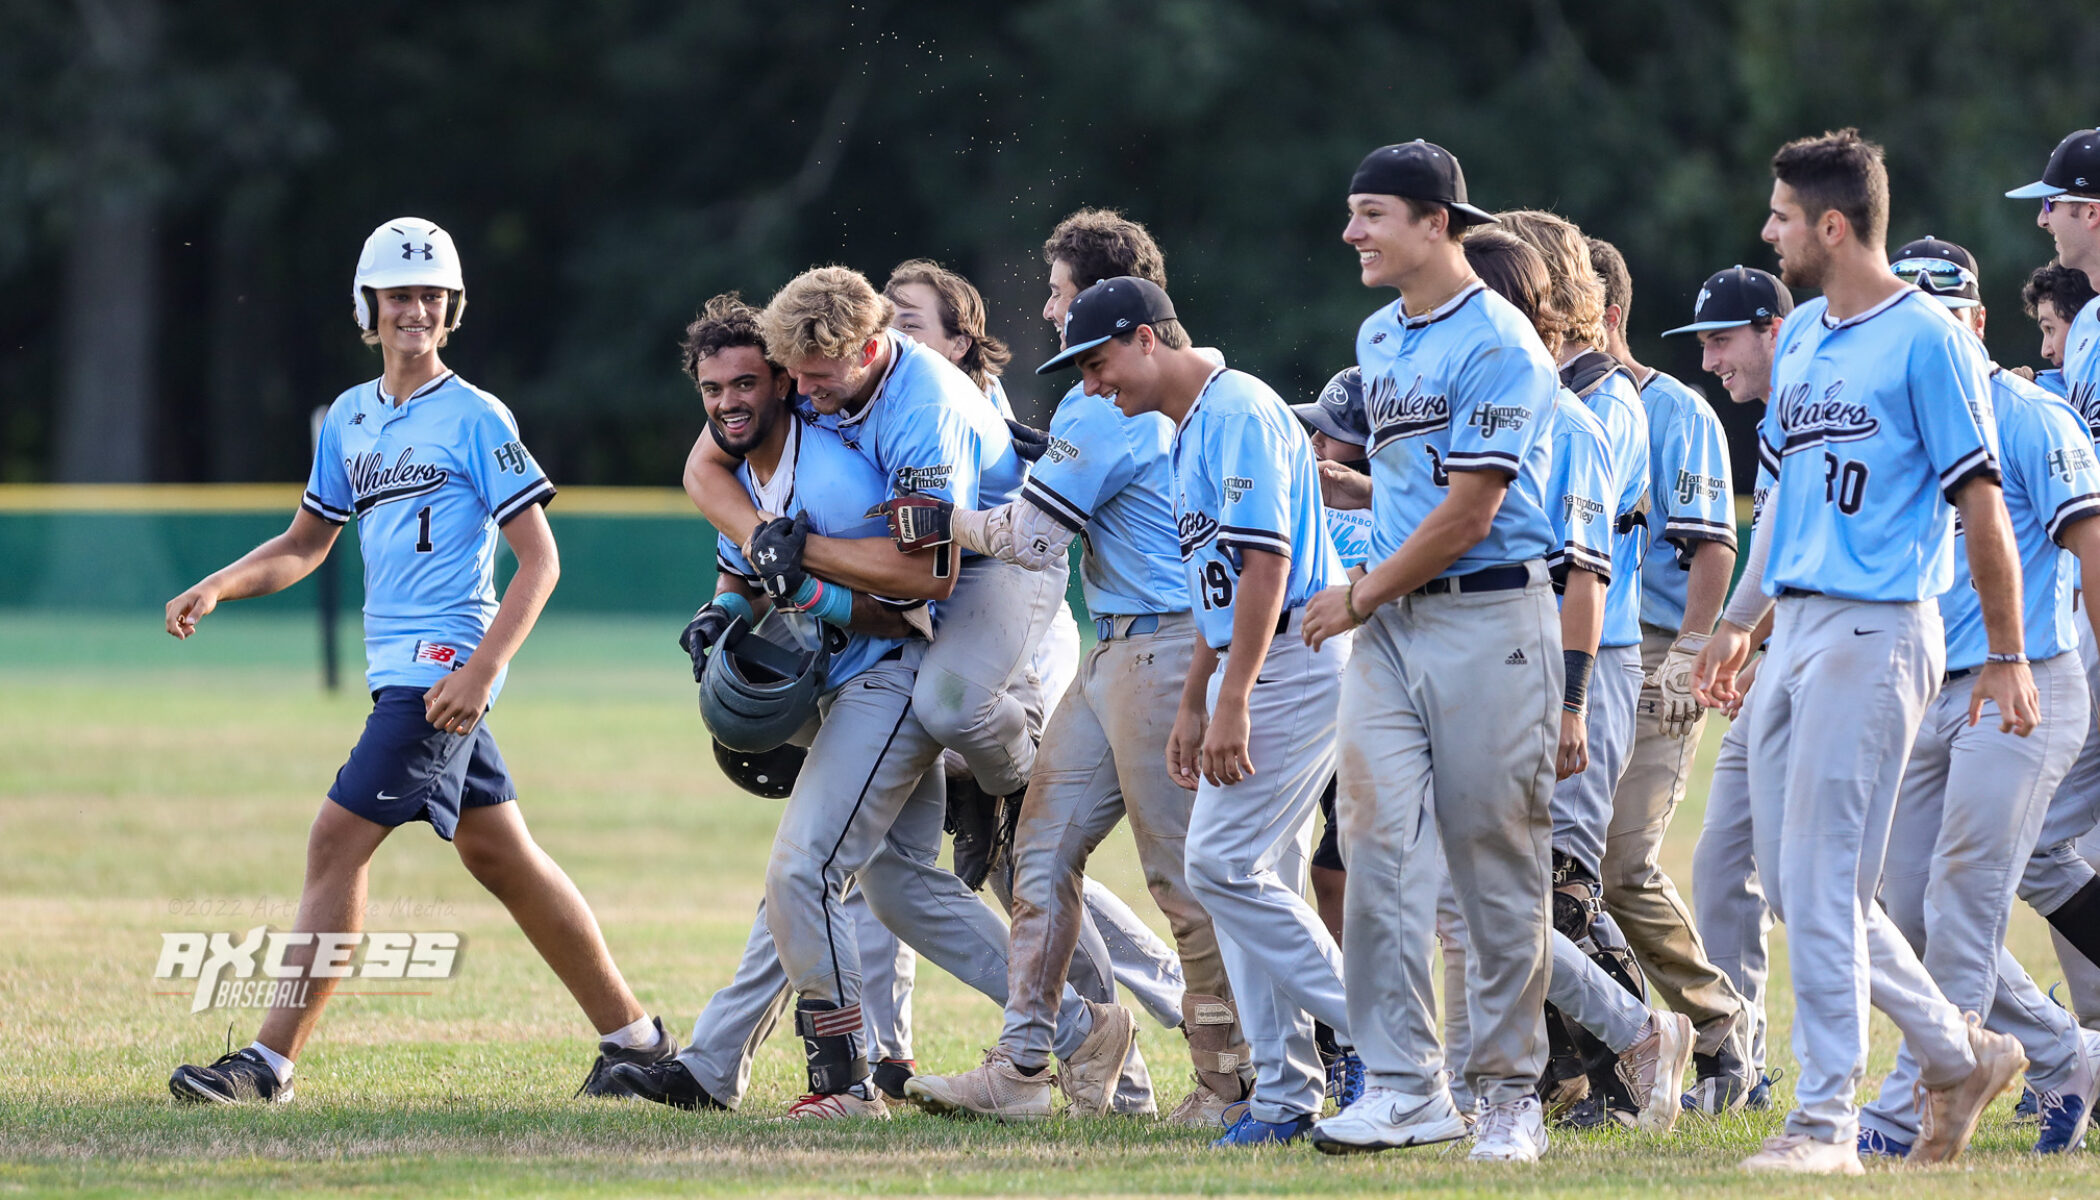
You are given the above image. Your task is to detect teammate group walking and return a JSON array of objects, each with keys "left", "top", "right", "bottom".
[{"left": 160, "top": 122, "right": 2100, "bottom": 1174}]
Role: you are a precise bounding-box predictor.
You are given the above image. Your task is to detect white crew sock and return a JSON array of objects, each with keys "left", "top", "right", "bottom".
[
  {"left": 247, "top": 1041, "right": 294, "bottom": 1084},
  {"left": 602, "top": 1014, "right": 658, "bottom": 1051}
]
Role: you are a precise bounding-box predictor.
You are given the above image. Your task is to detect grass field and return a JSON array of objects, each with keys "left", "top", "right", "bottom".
[{"left": 2, "top": 611, "right": 2093, "bottom": 1197}]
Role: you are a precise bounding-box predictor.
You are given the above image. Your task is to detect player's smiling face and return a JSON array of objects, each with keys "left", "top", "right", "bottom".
[
  {"left": 695, "top": 344, "right": 789, "bottom": 456},
  {"left": 2039, "top": 299, "right": 2072, "bottom": 367},
  {"left": 1079, "top": 334, "right": 1156, "bottom": 417},
  {"left": 1043, "top": 260, "right": 1082, "bottom": 330},
  {"left": 376, "top": 286, "right": 451, "bottom": 357},
  {"left": 1761, "top": 182, "right": 1827, "bottom": 290},
  {"left": 1698, "top": 324, "right": 1779, "bottom": 405},
  {"left": 2040, "top": 198, "right": 2100, "bottom": 275},
  {"left": 784, "top": 341, "right": 875, "bottom": 414},
  {"left": 890, "top": 282, "right": 968, "bottom": 366},
  {"left": 1343, "top": 194, "right": 1434, "bottom": 289}
]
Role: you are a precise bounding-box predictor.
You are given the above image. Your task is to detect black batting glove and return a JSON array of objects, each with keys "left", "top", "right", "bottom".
[
  {"left": 1005, "top": 418, "right": 1052, "bottom": 464},
  {"left": 749, "top": 512, "right": 813, "bottom": 602}
]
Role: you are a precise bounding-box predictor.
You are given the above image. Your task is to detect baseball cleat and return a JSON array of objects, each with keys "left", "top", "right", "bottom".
[
  {"left": 871, "top": 1058, "right": 916, "bottom": 1102},
  {"left": 1744, "top": 1070, "right": 1778, "bottom": 1110},
  {"left": 1311, "top": 1086, "right": 1468, "bottom": 1154},
  {"left": 1331, "top": 1049, "right": 1366, "bottom": 1111},
  {"left": 1468, "top": 1096, "right": 1548, "bottom": 1162},
  {"left": 2032, "top": 1091, "right": 2089, "bottom": 1154},
  {"left": 575, "top": 1015, "right": 673, "bottom": 1098},
  {"left": 1165, "top": 1076, "right": 1245, "bottom": 1127},
  {"left": 1682, "top": 1043, "right": 1755, "bottom": 1115},
  {"left": 902, "top": 1047, "right": 1053, "bottom": 1121},
  {"left": 606, "top": 1057, "right": 727, "bottom": 1111},
  {"left": 1212, "top": 1109, "right": 1314, "bottom": 1147},
  {"left": 783, "top": 1089, "right": 890, "bottom": 1120},
  {"left": 1857, "top": 1127, "right": 1912, "bottom": 1158},
  {"left": 1056, "top": 1000, "right": 1136, "bottom": 1116},
  {"left": 1912, "top": 1016, "right": 2027, "bottom": 1164},
  {"left": 169, "top": 1046, "right": 291, "bottom": 1105},
  {"left": 1109, "top": 1041, "right": 1157, "bottom": 1117},
  {"left": 1739, "top": 1132, "right": 1864, "bottom": 1175},
  {"left": 1556, "top": 1090, "right": 1633, "bottom": 1130},
  {"left": 1616, "top": 1012, "right": 1694, "bottom": 1134},
  {"left": 2014, "top": 1086, "right": 2040, "bottom": 1123}
]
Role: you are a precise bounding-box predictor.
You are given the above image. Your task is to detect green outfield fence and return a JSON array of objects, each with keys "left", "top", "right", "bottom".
[{"left": 0, "top": 484, "right": 1758, "bottom": 616}]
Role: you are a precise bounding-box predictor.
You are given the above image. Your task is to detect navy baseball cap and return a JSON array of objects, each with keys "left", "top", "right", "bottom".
[
  {"left": 1036, "top": 277, "right": 1177, "bottom": 375},
  {"left": 1662, "top": 266, "right": 1794, "bottom": 336},
  {"left": 1348, "top": 140, "right": 1498, "bottom": 227},
  {"left": 2007, "top": 129, "right": 2100, "bottom": 201},
  {"left": 1891, "top": 236, "right": 1981, "bottom": 309},
  {"left": 1292, "top": 367, "right": 1369, "bottom": 444}
]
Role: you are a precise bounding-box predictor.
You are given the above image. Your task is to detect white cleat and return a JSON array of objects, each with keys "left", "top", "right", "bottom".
[
  {"left": 1056, "top": 1000, "right": 1137, "bottom": 1116},
  {"left": 902, "top": 1046, "right": 1054, "bottom": 1122},
  {"left": 1738, "top": 1132, "right": 1864, "bottom": 1175},
  {"left": 782, "top": 1089, "right": 891, "bottom": 1120},
  {"left": 1468, "top": 1096, "right": 1549, "bottom": 1162},
  {"left": 1312, "top": 1086, "right": 1469, "bottom": 1155},
  {"left": 1617, "top": 1011, "right": 1696, "bottom": 1135}
]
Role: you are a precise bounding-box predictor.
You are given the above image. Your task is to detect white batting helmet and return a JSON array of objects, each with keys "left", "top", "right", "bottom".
[{"left": 352, "top": 217, "right": 465, "bottom": 332}]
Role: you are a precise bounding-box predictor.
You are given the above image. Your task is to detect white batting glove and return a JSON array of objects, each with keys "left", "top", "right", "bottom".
[{"left": 1648, "top": 631, "right": 1709, "bottom": 738}]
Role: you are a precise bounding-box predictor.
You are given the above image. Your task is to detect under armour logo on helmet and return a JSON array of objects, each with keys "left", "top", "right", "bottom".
[{"left": 401, "top": 243, "right": 435, "bottom": 261}]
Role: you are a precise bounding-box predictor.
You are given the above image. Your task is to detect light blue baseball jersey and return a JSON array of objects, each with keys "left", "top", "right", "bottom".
[
  {"left": 1638, "top": 370, "right": 1737, "bottom": 631},
  {"left": 302, "top": 372, "right": 555, "bottom": 698},
  {"left": 713, "top": 418, "right": 912, "bottom": 688},
  {"left": 2035, "top": 368, "right": 2069, "bottom": 399},
  {"left": 1021, "top": 382, "right": 1187, "bottom": 616},
  {"left": 805, "top": 331, "right": 1026, "bottom": 513},
  {"left": 1545, "top": 387, "right": 1615, "bottom": 584},
  {"left": 1325, "top": 502, "right": 1375, "bottom": 570},
  {"left": 1757, "top": 290, "right": 2000, "bottom": 602},
  {"left": 1569, "top": 364, "right": 1650, "bottom": 647},
  {"left": 2063, "top": 294, "right": 2100, "bottom": 440},
  {"left": 1941, "top": 369, "right": 2100, "bottom": 670},
  {"left": 985, "top": 375, "right": 1018, "bottom": 420},
  {"left": 1170, "top": 367, "right": 1343, "bottom": 649},
  {"left": 1357, "top": 282, "right": 1562, "bottom": 576}
]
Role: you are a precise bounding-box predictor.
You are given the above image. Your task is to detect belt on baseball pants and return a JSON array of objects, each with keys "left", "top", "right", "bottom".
[
  {"left": 1778, "top": 587, "right": 1821, "bottom": 599},
  {"left": 1410, "top": 564, "right": 1532, "bottom": 596},
  {"left": 1943, "top": 666, "right": 1973, "bottom": 686},
  {"left": 1095, "top": 614, "right": 1163, "bottom": 642}
]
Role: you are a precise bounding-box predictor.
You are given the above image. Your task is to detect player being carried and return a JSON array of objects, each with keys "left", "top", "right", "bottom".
[{"left": 164, "top": 218, "right": 670, "bottom": 1104}]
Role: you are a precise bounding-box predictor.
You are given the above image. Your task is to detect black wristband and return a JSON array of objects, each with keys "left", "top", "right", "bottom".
[{"left": 1563, "top": 649, "right": 1595, "bottom": 713}]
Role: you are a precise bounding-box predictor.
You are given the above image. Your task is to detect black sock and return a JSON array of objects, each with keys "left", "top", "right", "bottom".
[
  {"left": 1015, "top": 1062, "right": 1046, "bottom": 1077},
  {"left": 2046, "top": 876, "right": 2100, "bottom": 967}
]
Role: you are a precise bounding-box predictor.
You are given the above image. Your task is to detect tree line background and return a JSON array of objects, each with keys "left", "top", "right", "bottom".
[{"left": 4, "top": 0, "right": 2097, "bottom": 488}]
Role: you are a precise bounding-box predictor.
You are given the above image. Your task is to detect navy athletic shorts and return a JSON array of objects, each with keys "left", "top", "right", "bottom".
[
  {"left": 328, "top": 686, "right": 515, "bottom": 840},
  {"left": 1312, "top": 772, "right": 1344, "bottom": 872}
]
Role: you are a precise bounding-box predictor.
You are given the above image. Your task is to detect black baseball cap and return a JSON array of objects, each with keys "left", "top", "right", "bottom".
[
  {"left": 1891, "top": 236, "right": 1981, "bottom": 309},
  {"left": 1661, "top": 266, "right": 1794, "bottom": 336},
  {"left": 1036, "top": 276, "right": 1177, "bottom": 375},
  {"left": 1348, "top": 140, "right": 1498, "bottom": 227},
  {"left": 1292, "top": 367, "right": 1369, "bottom": 444},
  {"left": 2007, "top": 129, "right": 2100, "bottom": 201}
]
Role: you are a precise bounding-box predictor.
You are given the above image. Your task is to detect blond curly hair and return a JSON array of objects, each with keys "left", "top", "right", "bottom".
[
  {"left": 1495, "top": 209, "right": 1605, "bottom": 351},
  {"left": 760, "top": 266, "right": 895, "bottom": 364}
]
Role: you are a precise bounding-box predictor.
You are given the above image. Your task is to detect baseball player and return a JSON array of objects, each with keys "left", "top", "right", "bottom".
[
  {"left": 876, "top": 257, "right": 1183, "bottom": 1103},
  {"left": 1038, "top": 276, "right": 1351, "bottom": 1146},
  {"left": 886, "top": 214, "right": 1257, "bottom": 1126},
  {"left": 1666, "top": 264, "right": 1797, "bottom": 1110},
  {"left": 618, "top": 294, "right": 1131, "bottom": 1118},
  {"left": 1696, "top": 129, "right": 2034, "bottom": 1174},
  {"left": 2019, "top": 261, "right": 2097, "bottom": 399},
  {"left": 2009, "top": 133, "right": 2100, "bottom": 1032},
  {"left": 165, "top": 218, "right": 671, "bottom": 1103},
  {"left": 1854, "top": 237, "right": 2100, "bottom": 1157},
  {"left": 1418, "top": 227, "right": 1693, "bottom": 1134},
  {"left": 1591, "top": 236, "right": 1759, "bottom": 1112}
]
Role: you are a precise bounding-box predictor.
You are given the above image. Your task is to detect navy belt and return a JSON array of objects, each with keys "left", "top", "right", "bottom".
[
  {"left": 1943, "top": 666, "right": 1974, "bottom": 686},
  {"left": 1779, "top": 587, "right": 1820, "bottom": 599},
  {"left": 1412, "top": 564, "right": 1531, "bottom": 596},
  {"left": 1095, "top": 614, "right": 1162, "bottom": 642}
]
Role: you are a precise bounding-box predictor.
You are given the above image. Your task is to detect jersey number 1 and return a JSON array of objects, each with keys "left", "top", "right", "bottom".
[{"left": 415, "top": 505, "right": 435, "bottom": 553}]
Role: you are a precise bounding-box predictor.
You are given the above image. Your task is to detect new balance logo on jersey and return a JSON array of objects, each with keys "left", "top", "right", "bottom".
[
  {"left": 2049, "top": 444, "right": 2097, "bottom": 482},
  {"left": 347, "top": 447, "right": 450, "bottom": 513},
  {"left": 1774, "top": 380, "right": 1880, "bottom": 451},
  {"left": 1370, "top": 332, "right": 1388, "bottom": 344},
  {"left": 1504, "top": 649, "right": 1527, "bottom": 665},
  {"left": 402, "top": 242, "right": 434, "bottom": 260},
  {"left": 1464, "top": 402, "right": 1532, "bottom": 438},
  {"left": 1365, "top": 373, "right": 1450, "bottom": 446},
  {"left": 1176, "top": 511, "right": 1221, "bottom": 559},
  {"left": 1674, "top": 469, "right": 1725, "bottom": 505},
  {"left": 350, "top": 413, "right": 366, "bottom": 425}
]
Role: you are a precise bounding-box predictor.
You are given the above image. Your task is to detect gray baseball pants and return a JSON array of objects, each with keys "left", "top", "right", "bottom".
[
  {"left": 1691, "top": 691, "right": 1773, "bottom": 1074},
  {"left": 913, "top": 555, "right": 1065, "bottom": 798},
  {"left": 1550, "top": 642, "right": 1644, "bottom": 877},
  {"left": 1747, "top": 594, "right": 1974, "bottom": 1144},
  {"left": 1861, "top": 654, "right": 2090, "bottom": 1141},
  {"left": 1185, "top": 616, "right": 1350, "bottom": 1123},
  {"left": 1339, "top": 563, "right": 1559, "bottom": 1108}
]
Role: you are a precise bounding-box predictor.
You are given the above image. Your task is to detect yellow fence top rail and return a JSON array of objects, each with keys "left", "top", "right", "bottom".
[{"left": 0, "top": 484, "right": 699, "bottom": 515}]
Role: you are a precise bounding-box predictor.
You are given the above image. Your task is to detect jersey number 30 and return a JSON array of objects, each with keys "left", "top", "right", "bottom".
[{"left": 1202, "top": 561, "right": 1235, "bottom": 610}]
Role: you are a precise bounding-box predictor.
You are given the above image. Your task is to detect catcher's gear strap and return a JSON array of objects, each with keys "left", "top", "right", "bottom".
[
  {"left": 795, "top": 999, "right": 870, "bottom": 1094},
  {"left": 795, "top": 1002, "right": 865, "bottom": 1039}
]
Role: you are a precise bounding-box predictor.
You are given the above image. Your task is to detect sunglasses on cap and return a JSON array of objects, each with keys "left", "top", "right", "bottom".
[{"left": 1890, "top": 257, "right": 1976, "bottom": 292}]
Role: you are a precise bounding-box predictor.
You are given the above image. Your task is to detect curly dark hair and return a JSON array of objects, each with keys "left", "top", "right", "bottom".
[
  {"left": 2022, "top": 261, "right": 2097, "bottom": 322},
  {"left": 1042, "top": 209, "right": 1167, "bottom": 291},
  {"left": 679, "top": 292, "right": 778, "bottom": 382}
]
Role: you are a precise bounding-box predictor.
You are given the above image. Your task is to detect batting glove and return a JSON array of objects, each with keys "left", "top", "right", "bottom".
[
  {"left": 1648, "top": 631, "right": 1709, "bottom": 738},
  {"left": 678, "top": 597, "right": 748, "bottom": 681},
  {"left": 749, "top": 512, "right": 813, "bottom": 602},
  {"left": 1005, "top": 418, "right": 1052, "bottom": 464}
]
